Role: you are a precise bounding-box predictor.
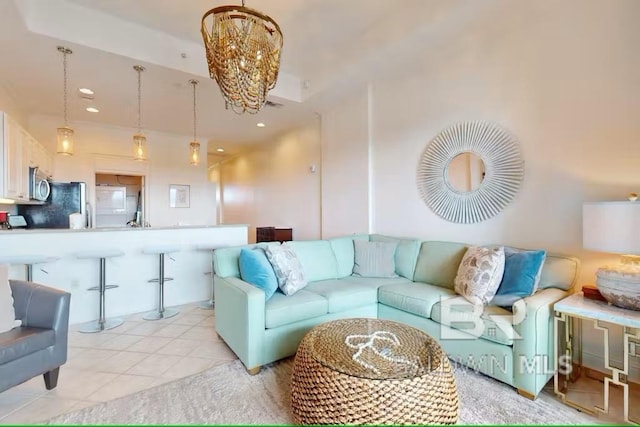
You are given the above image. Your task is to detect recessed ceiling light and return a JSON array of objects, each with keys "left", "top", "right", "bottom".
[
  {"left": 79, "top": 88, "right": 94, "bottom": 95},
  {"left": 257, "top": 122, "right": 265, "bottom": 128},
  {"left": 86, "top": 107, "right": 99, "bottom": 113},
  {"left": 216, "top": 148, "right": 225, "bottom": 153}
]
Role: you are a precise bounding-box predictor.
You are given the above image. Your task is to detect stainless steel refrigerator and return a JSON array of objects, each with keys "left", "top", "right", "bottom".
[{"left": 18, "top": 182, "right": 89, "bottom": 229}]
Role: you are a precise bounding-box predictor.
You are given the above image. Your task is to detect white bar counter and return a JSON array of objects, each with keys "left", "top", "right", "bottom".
[{"left": 0, "top": 225, "right": 248, "bottom": 324}]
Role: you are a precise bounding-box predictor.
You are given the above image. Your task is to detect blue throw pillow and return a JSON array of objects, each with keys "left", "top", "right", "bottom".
[
  {"left": 239, "top": 248, "right": 278, "bottom": 300},
  {"left": 492, "top": 248, "right": 546, "bottom": 307}
]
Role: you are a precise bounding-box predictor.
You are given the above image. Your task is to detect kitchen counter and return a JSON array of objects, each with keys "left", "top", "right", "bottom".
[
  {"left": 0, "top": 224, "right": 248, "bottom": 234},
  {"left": 0, "top": 224, "right": 248, "bottom": 324}
]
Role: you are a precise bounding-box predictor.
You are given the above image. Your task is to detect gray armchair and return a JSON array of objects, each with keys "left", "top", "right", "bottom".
[{"left": 0, "top": 280, "right": 70, "bottom": 393}]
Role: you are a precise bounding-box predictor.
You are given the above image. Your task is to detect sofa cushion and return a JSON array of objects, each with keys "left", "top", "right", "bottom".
[
  {"left": 431, "top": 297, "right": 515, "bottom": 346},
  {"left": 305, "top": 279, "right": 378, "bottom": 313},
  {"left": 352, "top": 240, "right": 398, "bottom": 278},
  {"left": 378, "top": 282, "right": 456, "bottom": 319},
  {"left": 265, "top": 244, "right": 307, "bottom": 296},
  {"left": 413, "top": 241, "right": 468, "bottom": 289},
  {"left": 339, "top": 276, "right": 414, "bottom": 289},
  {"left": 286, "top": 240, "right": 339, "bottom": 282},
  {"left": 213, "top": 242, "right": 280, "bottom": 279},
  {"left": 329, "top": 235, "right": 370, "bottom": 278},
  {"left": 492, "top": 248, "right": 546, "bottom": 306},
  {"left": 265, "top": 290, "right": 328, "bottom": 329},
  {"left": 454, "top": 246, "right": 505, "bottom": 305},
  {"left": 239, "top": 248, "right": 278, "bottom": 300},
  {"left": 370, "top": 235, "right": 421, "bottom": 279},
  {"left": 0, "top": 327, "right": 55, "bottom": 365},
  {"left": 538, "top": 254, "right": 580, "bottom": 291}
]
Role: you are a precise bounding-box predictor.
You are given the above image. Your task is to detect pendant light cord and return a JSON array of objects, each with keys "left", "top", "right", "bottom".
[
  {"left": 192, "top": 81, "right": 197, "bottom": 141},
  {"left": 137, "top": 68, "right": 142, "bottom": 132},
  {"left": 63, "top": 50, "right": 68, "bottom": 126}
]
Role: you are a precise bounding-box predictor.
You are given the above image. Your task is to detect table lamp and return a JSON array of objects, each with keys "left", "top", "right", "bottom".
[{"left": 583, "top": 200, "right": 640, "bottom": 310}]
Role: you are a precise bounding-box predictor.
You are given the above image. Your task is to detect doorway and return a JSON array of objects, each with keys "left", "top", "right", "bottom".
[{"left": 94, "top": 173, "right": 144, "bottom": 228}]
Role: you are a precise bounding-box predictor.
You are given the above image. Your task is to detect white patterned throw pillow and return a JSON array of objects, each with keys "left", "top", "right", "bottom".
[
  {"left": 454, "top": 246, "right": 505, "bottom": 305},
  {"left": 265, "top": 243, "right": 307, "bottom": 296}
]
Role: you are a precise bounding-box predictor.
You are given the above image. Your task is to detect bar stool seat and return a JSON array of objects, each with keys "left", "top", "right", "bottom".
[
  {"left": 143, "top": 244, "right": 180, "bottom": 321},
  {"left": 0, "top": 255, "right": 59, "bottom": 281},
  {"left": 75, "top": 249, "right": 125, "bottom": 333}
]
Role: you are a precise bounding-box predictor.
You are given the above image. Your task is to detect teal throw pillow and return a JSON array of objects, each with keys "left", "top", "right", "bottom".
[
  {"left": 239, "top": 248, "right": 278, "bottom": 300},
  {"left": 492, "top": 248, "right": 546, "bottom": 307}
]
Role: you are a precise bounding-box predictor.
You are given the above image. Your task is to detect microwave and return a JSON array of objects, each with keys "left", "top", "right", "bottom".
[{"left": 29, "top": 167, "right": 51, "bottom": 202}]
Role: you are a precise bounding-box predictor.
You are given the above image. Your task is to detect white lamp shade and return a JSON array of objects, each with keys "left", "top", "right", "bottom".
[{"left": 583, "top": 201, "right": 640, "bottom": 254}]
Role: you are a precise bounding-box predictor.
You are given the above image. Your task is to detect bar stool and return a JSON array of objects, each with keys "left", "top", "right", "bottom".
[
  {"left": 76, "top": 249, "right": 125, "bottom": 333},
  {"left": 195, "top": 244, "right": 223, "bottom": 310},
  {"left": 0, "top": 255, "right": 59, "bottom": 281},
  {"left": 143, "top": 244, "right": 181, "bottom": 320}
]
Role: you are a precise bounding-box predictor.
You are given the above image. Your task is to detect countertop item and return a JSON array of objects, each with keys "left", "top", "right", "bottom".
[{"left": 8, "top": 215, "right": 27, "bottom": 229}]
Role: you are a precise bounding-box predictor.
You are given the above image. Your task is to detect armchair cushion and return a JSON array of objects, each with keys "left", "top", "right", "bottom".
[
  {"left": 0, "top": 265, "right": 20, "bottom": 333},
  {"left": 0, "top": 327, "right": 54, "bottom": 365}
]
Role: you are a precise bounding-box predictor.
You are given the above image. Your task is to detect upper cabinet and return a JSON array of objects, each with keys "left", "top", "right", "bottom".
[{"left": 1, "top": 112, "right": 54, "bottom": 203}]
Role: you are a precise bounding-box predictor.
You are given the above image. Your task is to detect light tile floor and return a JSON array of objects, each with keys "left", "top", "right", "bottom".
[
  {"left": 0, "top": 304, "right": 637, "bottom": 425},
  {"left": 0, "top": 302, "right": 237, "bottom": 424}
]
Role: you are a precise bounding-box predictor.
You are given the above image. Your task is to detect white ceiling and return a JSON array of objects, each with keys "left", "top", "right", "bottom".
[{"left": 0, "top": 0, "right": 488, "bottom": 153}]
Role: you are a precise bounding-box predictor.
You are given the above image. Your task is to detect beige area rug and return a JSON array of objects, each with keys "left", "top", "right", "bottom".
[{"left": 47, "top": 358, "right": 599, "bottom": 425}]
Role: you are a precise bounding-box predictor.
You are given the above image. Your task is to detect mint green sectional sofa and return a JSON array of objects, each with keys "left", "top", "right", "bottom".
[{"left": 213, "top": 234, "right": 579, "bottom": 398}]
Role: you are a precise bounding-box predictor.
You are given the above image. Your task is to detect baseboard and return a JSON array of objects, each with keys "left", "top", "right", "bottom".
[{"left": 581, "top": 350, "right": 640, "bottom": 383}]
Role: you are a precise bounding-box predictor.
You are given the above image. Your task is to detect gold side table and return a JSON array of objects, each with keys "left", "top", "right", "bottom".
[{"left": 554, "top": 293, "right": 640, "bottom": 424}]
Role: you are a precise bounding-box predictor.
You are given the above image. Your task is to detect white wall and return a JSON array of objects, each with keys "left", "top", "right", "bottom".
[
  {"left": 0, "top": 82, "right": 27, "bottom": 128},
  {"left": 319, "top": 0, "right": 640, "bottom": 377},
  {"left": 216, "top": 119, "right": 321, "bottom": 242},
  {"left": 320, "top": 88, "right": 371, "bottom": 238},
  {"left": 27, "top": 114, "right": 217, "bottom": 228}
]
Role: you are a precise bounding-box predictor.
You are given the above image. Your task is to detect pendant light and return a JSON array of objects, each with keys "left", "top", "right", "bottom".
[
  {"left": 189, "top": 79, "right": 201, "bottom": 166},
  {"left": 56, "top": 46, "right": 74, "bottom": 155},
  {"left": 133, "top": 65, "right": 147, "bottom": 161}
]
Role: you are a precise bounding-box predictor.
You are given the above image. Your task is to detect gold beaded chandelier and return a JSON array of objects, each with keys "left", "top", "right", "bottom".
[{"left": 201, "top": 0, "right": 283, "bottom": 114}]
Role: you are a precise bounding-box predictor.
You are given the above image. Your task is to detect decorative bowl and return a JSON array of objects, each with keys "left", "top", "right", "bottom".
[{"left": 596, "top": 267, "right": 640, "bottom": 311}]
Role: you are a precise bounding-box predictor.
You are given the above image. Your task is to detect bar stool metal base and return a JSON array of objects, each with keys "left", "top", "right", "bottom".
[
  {"left": 143, "top": 308, "right": 179, "bottom": 321},
  {"left": 79, "top": 318, "right": 124, "bottom": 333}
]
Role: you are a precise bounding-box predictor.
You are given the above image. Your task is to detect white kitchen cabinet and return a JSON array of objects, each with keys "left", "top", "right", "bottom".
[
  {"left": 1, "top": 112, "right": 53, "bottom": 202},
  {"left": 41, "top": 145, "right": 54, "bottom": 178},
  {"left": 3, "top": 113, "right": 27, "bottom": 201}
]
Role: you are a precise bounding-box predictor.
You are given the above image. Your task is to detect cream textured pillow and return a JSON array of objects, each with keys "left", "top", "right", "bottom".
[
  {"left": 265, "top": 243, "right": 307, "bottom": 296},
  {"left": 352, "top": 240, "right": 398, "bottom": 278},
  {"left": 0, "top": 265, "right": 21, "bottom": 334},
  {"left": 454, "top": 246, "right": 505, "bottom": 305}
]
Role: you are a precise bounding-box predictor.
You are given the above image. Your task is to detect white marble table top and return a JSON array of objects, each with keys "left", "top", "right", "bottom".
[
  {"left": 554, "top": 293, "right": 640, "bottom": 329},
  {"left": 75, "top": 249, "right": 125, "bottom": 259},
  {"left": 0, "top": 255, "right": 59, "bottom": 264}
]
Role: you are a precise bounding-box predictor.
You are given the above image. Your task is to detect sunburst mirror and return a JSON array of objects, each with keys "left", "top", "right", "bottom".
[{"left": 417, "top": 121, "right": 524, "bottom": 224}]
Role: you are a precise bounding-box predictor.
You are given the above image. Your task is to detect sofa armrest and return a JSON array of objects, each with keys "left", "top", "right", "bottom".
[
  {"left": 9, "top": 280, "right": 71, "bottom": 336},
  {"left": 512, "top": 287, "right": 568, "bottom": 396},
  {"left": 214, "top": 276, "right": 265, "bottom": 370}
]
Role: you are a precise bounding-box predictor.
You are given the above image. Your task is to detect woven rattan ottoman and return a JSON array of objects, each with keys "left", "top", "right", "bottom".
[{"left": 290, "top": 318, "right": 459, "bottom": 425}]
